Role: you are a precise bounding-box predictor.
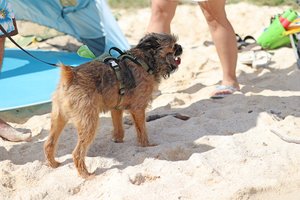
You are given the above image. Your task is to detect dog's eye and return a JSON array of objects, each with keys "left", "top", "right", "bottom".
[{"left": 172, "top": 45, "right": 176, "bottom": 51}]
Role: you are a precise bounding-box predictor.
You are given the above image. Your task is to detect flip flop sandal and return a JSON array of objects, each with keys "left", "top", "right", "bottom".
[
  {"left": 210, "top": 85, "right": 239, "bottom": 99},
  {"left": 239, "top": 50, "right": 272, "bottom": 68},
  {"left": 239, "top": 43, "right": 262, "bottom": 52},
  {"left": 236, "top": 34, "right": 250, "bottom": 49},
  {"left": 252, "top": 51, "right": 272, "bottom": 68},
  {"left": 243, "top": 35, "right": 256, "bottom": 44},
  {"left": 236, "top": 34, "right": 260, "bottom": 52},
  {"left": 236, "top": 33, "right": 246, "bottom": 50},
  {"left": 239, "top": 51, "right": 256, "bottom": 65},
  {"left": 239, "top": 35, "right": 262, "bottom": 52},
  {"left": 236, "top": 33, "right": 243, "bottom": 43}
]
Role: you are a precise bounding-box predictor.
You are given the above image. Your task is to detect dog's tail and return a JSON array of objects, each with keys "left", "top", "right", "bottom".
[{"left": 58, "top": 63, "right": 74, "bottom": 86}]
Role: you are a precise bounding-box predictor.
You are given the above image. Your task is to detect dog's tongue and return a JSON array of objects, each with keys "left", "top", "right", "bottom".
[{"left": 175, "top": 57, "right": 181, "bottom": 65}]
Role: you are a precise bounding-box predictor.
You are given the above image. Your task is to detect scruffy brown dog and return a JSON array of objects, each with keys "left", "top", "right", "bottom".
[{"left": 44, "top": 33, "right": 182, "bottom": 178}]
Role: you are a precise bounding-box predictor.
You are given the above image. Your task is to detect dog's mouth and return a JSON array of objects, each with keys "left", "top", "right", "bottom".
[
  {"left": 175, "top": 56, "right": 181, "bottom": 66},
  {"left": 171, "top": 56, "right": 181, "bottom": 71},
  {"left": 167, "top": 54, "right": 181, "bottom": 72},
  {"left": 173, "top": 43, "right": 182, "bottom": 67},
  {"left": 163, "top": 55, "right": 181, "bottom": 79},
  {"left": 170, "top": 46, "right": 182, "bottom": 69}
]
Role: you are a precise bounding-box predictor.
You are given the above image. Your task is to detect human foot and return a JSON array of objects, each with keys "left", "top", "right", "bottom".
[
  {"left": 0, "top": 120, "right": 32, "bottom": 142},
  {"left": 210, "top": 85, "right": 240, "bottom": 99}
]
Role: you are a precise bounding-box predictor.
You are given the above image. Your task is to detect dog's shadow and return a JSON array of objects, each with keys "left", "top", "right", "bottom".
[
  {"left": 15, "top": 113, "right": 213, "bottom": 176},
  {"left": 89, "top": 141, "right": 214, "bottom": 176},
  {"left": 2, "top": 92, "right": 299, "bottom": 177},
  {"left": 88, "top": 113, "right": 214, "bottom": 176}
]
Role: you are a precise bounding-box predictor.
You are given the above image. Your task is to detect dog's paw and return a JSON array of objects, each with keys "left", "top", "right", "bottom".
[
  {"left": 148, "top": 143, "right": 158, "bottom": 147},
  {"left": 112, "top": 138, "right": 124, "bottom": 143},
  {"left": 80, "top": 171, "right": 96, "bottom": 180},
  {"left": 47, "top": 160, "right": 61, "bottom": 168},
  {"left": 140, "top": 142, "right": 157, "bottom": 147}
]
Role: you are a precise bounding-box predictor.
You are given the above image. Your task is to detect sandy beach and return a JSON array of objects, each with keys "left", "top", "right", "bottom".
[{"left": 1, "top": 2, "right": 300, "bottom": 200}]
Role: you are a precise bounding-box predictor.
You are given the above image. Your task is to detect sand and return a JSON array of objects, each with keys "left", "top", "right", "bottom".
[{"left": 1, "top": 2, "right": 300, "bottom": 200}]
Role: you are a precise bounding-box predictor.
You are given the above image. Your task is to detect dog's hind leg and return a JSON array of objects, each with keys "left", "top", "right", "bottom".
[
  {"left": 72, "top": 111, "right": 99, "bottom": 179},
  {"left": 44, "top": 109, "right": 67, "bottom": 168},
  {"left": 130, "top": 109, "right": 150, "bottom": 147},
  {"left": 111, "top": 109, "right": 124, "bottom": 143}
]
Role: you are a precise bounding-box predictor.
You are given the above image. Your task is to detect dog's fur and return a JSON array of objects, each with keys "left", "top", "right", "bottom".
[{"left": 44, "top": 33, "right": 183, "bottom": 178}]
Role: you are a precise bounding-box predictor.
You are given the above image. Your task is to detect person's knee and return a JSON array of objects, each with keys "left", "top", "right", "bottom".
[
  {"left": 150, "top": 0, "right": 177, "bottom": 23},
  {"left": 200, "top": 3, "right": 229, "bottom": 30},
  {"left": 204, "top": 13, "right": 231, "bottom": 32},
  {"left": 204, "top": 14, "right": 219, "bottom": 31},
  {"left": 151, "top": 8, "right": 174, "bottom": 23}
]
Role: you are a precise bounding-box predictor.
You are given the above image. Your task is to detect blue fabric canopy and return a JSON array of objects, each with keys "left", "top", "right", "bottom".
[{"left": 10, "top": 0, "right": 130, "bottom": 56}]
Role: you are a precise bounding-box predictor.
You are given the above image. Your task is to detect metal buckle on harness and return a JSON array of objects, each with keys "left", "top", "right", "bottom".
[
  {"left": 109, "top": 60, "right": 120, "bottom": 70},
  {"left": 119, "top": 88, "right": 125, "bottom": 95}
]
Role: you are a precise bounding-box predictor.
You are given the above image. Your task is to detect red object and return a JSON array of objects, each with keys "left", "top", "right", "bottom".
[
  {"left": 280, "top": 10, "right": 298, "bottom": 29},
  {"left": 175, "top": 57, "right": 181, "bottom": 65},
  {"left": 281, "top": 18, "right": 292, "bottom": 28}
]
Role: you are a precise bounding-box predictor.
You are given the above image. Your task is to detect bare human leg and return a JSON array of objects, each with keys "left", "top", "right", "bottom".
[
  {"left": 146, "top": 0, "right": 178, "bottom": 33},
  {"left": 0, "top": 38, "right": 32, "bottom": 142},
  {"left": 199, "top": 0, "right": 240, "bottom": 98}
]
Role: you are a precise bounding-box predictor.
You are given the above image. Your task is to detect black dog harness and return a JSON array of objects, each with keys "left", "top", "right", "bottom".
[{"left": 98, "top": 47, "right": 154, "bottom": 110}]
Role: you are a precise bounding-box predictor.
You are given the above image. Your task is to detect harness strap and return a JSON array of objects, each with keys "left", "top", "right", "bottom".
[
  {"left": 107, "top": 59, "right": 125, "bottom": 110},
  {"left": 109, "top": 47, "right": 154, "bottom": 74},
  {"left": 101, "top": 47, "right": 154, "bottom": 110},
  {"left": 119, "top": 54, "right": 154, "bottom": 74},
  {"left": 109, "top": 47, "right": 125, "bottom": 56}
]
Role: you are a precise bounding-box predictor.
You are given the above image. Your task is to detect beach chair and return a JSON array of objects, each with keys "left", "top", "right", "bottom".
[{"left": 284, "top": 18, "right": 300, "bottom": 69}]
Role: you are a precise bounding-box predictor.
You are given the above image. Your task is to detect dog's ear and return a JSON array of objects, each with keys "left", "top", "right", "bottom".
[{"left": 136, "top": 33, "right": 161, "bottom": 50}]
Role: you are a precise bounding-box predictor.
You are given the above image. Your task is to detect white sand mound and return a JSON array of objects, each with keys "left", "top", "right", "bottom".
[{"left": 1, "top": 2, "right": 300, "bottom": 200}]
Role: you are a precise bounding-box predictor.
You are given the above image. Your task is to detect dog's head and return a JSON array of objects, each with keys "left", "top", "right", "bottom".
[{"left": 135, "top": 33, "right": 182, "bottom": 79}]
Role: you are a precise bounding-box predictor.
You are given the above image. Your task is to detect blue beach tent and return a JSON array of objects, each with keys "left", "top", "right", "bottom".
[
  {"left": 10, "top": 0, "right": 130, "bottom": 56},
  {"left": 0, "top": 0, "right": 130, "bottom": 112}
]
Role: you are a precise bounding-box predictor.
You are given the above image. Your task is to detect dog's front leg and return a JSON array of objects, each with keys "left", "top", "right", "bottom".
[
  {"left": 130, "top": 109, "right": 151, "bottom": 147},
  {"left": 111, "top": 109, "right": 124, "bottom": 143}
]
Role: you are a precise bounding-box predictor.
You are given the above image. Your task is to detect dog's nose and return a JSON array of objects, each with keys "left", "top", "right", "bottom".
[{"left": 174, "top": 44, "right": 183, "bottom": 56}]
